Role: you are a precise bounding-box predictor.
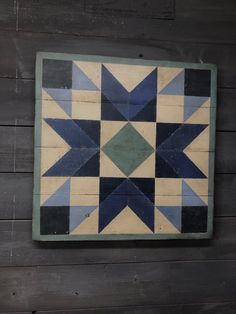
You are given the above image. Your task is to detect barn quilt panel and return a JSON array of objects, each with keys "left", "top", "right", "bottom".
[{"left": 33, "top": 53, "right": 217, "bottom": 240}]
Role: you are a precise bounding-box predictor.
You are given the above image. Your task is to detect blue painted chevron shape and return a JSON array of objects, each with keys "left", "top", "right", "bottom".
[
  {"left": 43, "top": 148, "right": 99, "bottom": 177},
  {"left": 156, "top": 123, "right": 208, "bottom": 178},
  {"left": 101, "top": 65, "right": 157, "bottom": 120},
  {"left": 99, "top": 179, "right": 154, "bottom": 232},
  {"left": 44, "top": 119, "right": 98, "bottom": 148}
]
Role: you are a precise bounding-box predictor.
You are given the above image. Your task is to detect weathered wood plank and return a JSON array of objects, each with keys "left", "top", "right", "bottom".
[
  {"left": 0, "top": 217, "right": 235, "bottom": 267},
  {"left": 0, "top": 126, "right": 235, "bottom": 173},
  {"left": 0, "top": 260, "right": 236, "bottom": 311},
  {"left": 0, "top": 31, "right": 235, "bottom": 88},
  {"left": 0, "top": 78, "right": 34, "bottom": 126},
  {"left": 0, "top": 79, "right": 234, "bottom": 133},
  {"left": 0, "top": 173, "right": 234, "bottom": 219},
  {"left": 215, "top": 132, "right": 236, "bottom": 173},
  {"left": 0, "top": 126, "right": 33, "bottom": 172},
  {"left": 15, "top": 0, "right": 236, "bottom": 45},
  {"left": 215, "top": 174, "right": 236, "bottom": 216},
  {"left": 0, "top": 173, "right": 32, "bottom": 219},
  {"left": 217, "top": 89, "right": 236, "bottom": 132},
  {"left": 1, "top": 302, "right": 236, "bottom": 314},
  {"left": 0, "top": 0, "right": 16, "bottom": 30}
]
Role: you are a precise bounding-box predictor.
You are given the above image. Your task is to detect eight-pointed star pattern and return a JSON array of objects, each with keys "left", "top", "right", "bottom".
[{"left": 34, "top": 54, "right": 216, "bottom": 240}]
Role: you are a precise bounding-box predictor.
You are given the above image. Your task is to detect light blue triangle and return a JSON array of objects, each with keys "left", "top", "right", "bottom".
[
  {"left": 72, "top": 64, "right": 98, "bottom": 91},
  {"left": 45, "top": 88, "right": 72, "bottom": 117},
  {"left": 182, "top": 181, "right": 206, "bottom": 206},
  {"left": 159, "top": 70, "right": 184, "bottom": 95},
  {"left": 184, "top": 96, "right": 209, "bottom": 121},
  {"left": 43, "top": 179, "right": 70, "bottom": 206},
  {"left": 69, "top": 206, "right": 97, "bottom": 232},
  {"left": 157, "top": 206, "right": 182, "bottom": 231}
]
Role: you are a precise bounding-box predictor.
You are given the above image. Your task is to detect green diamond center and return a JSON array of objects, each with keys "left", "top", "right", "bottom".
[{"left": 102, "top": 123, "right": 154, "bottom": 176}]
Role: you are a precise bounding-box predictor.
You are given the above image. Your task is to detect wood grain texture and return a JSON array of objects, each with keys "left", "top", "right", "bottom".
[
  {"left": 0, "top": 0, "right": 235, "bottom": 312},
  {"left": 0, "top": 78, "right": 34, "bottom": 126},
  {"left": 0, "top": 31, "right": 235, "bottom": 88},
  {"left": 0, "top": 260, "right": 236, "bottom": 311},
  {"left": 0, "top": 217, "right": 235, "bottom": 267},
  {"left": 1, "top": 302, "right": 236, "bottom": 314},
  {"left": 12, "top": 0, "right": 236, "bottom": 44},
  {"left": 0, "top": 0, "right": 16, "bottom": 30}
]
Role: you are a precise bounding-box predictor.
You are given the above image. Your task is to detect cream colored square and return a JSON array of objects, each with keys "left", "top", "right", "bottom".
[
  {"left": 72, "top": 101, "right": 101, "bottom": 120},
  {"left": 155, "top": 195, "right": 182, "bottom": 206},
  {"left": 157, "top": 105, "right": 184, "bottom": 123},
  {"left": 70, "top": 177, "right": 99, "bottom": 195},
  {"left": 155, "top": 179, "right": 182, "bottom": 196},
  {"left": 70, "top": 194, "right": 99, "bottom": 206},
  {"left": 72, "top": 90, "right": 100, "bottom": 103},
  {"left": 157, "top": 95, "right": 184, "bottom": 107}
]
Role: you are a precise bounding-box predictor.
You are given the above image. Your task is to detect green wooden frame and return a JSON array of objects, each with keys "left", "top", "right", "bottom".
[{"left": 33, "top": 52, "right": 217, "bottom": 241}]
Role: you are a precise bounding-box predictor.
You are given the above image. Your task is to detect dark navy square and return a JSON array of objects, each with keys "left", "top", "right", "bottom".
[
  {"left": 184, "top": 69, "right": 211, "bottom": 97},
  {"left": 40, "top": 206, "right": 69, "bottom": 235},
  {"left": 181, "top": 206, "right": 208, "bottom": 233},
  {"left": 43, "top": 59, "right": 72, "bottom": 89}
]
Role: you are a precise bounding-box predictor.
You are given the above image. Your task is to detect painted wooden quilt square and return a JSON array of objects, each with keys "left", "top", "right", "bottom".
[{"left": 33, "top": 53, "right": 216, "bottom": 241}]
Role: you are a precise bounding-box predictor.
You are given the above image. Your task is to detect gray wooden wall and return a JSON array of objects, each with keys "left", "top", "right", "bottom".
[{"left": 0, "top": 1, "right": 236, "bottom": 313}]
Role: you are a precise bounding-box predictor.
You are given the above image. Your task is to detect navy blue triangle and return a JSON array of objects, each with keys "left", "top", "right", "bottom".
[
  {"left": 130, "top": 178, "right": 155, "bottom": 203},
  {"left": 101, "top": 65, "right": 129, "bottom": 119},
  {"left": 129, "top": 69, "right": 157, "bottom": 119},
  {"left": 158, "top": 123, "right": 207, "bottom": 151},
  {"left": 155, "top": 152, "right": 180, "bottom": 178},
  {"left": 158, "top": 150, "right": 206, "bottom": 178},
  {"left": 128, "top": 195, "right": 154, "bottom": 232},
  {"left": 73, "top": 120, "right": 100, "bottom": 146},
  {"left": 130, "top": 98, "right": 156, "bottom": 122},
  {"left": 73, "top": 151, "right": 99, "bottom": 177},
  {"left": 156, "top": 123, "right": 181, "bottom": 147},
  {"left": 101, "top": 94, "right": 127, "bottom": 121},
  {"left": 99, "top": 195, "right": 127, "bottom": 232}
]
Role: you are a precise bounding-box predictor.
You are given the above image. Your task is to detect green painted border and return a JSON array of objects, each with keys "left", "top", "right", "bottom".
[{"left": 33, "top": 52, "right": 217, "bottom": 241}]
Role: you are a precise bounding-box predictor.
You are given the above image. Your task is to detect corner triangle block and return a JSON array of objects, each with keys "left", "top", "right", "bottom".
[
  {"left": 72, "top": 63, "right": 98, "bottom": 91},
  {"left": 69, "top": 206, "right": 97, "bottom": 232},
  {"left": 159, "top": 70, "right": 184, "bottom": 95},
  {"left": 184, "top": 96, "right": 209, "bottom": 121},
  {"left": 157, "top": 206, "right": 182, "bottom": 231},
  {"left": 182, "top": 181, "right": 206, "bottom": 206},
  {"left": 43, "top": 178, "right": 70, "bottom": 206},
  {"left": 45, "top": 88, "right": 72, "bottom": 117}
]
